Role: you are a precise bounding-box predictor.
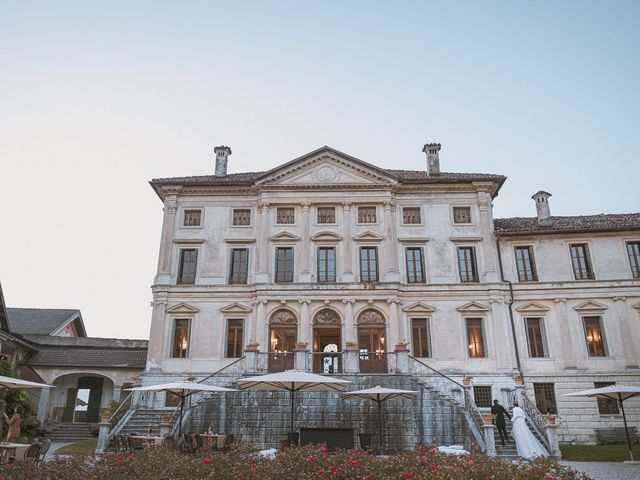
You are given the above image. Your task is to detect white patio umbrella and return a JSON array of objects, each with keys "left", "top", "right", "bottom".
[
  {"left": 126, "top": 381, "right": 238, "bottom": 435},
  {"left": 342, "top": 386, "right": 418, "bottom": 454},
  {"left": 562, "top": 384, "right": 640, "bottom": 462},
  {"left": 0, "top": 374, "right": 54, "bottom": 389},
  {"left": 236, "top": 370, "right": 351, "bottom": 442}
]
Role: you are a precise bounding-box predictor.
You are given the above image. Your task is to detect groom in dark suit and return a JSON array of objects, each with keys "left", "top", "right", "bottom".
[{"left": 491, "top": 399, "right": 511, "bottom": 446}]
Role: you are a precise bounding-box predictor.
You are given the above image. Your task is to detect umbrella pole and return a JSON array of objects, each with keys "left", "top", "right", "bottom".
[
  {"left": 378, "top": 399, "right": 383, "bottom": 455},
  {"left": 290, "top": 390, "right": 295, "bottom": 434},
  {"left": 179, "top": 395, "right": 185, "bottom": 437},
  {"left": 620, "top": 399, "right": 634, "bottom": 462}
]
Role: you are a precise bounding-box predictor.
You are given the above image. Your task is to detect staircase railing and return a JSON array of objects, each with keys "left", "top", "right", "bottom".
[
  {"left": 506, "top": 388, "right": 550, "bottom": 451},
  {"left": 408, "top": 356, "right": 485, "bottom": 451}
]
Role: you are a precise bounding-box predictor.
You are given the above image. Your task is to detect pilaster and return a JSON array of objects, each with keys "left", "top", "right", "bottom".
[
  {"left": 342, "top": 298, "right": 356, "bottom": 343},
  {"left": 147, "top": 296, "right": 168, "bottom": 371},
  {"left": 255, "top": 299, "right": 269, "bottom": 350},
  {"left": 299, "top": 202, "right": 312, "bottom": 282},
  {"left": 383, "top": 201, "right": 400, "bottom": 282},
  {"left": 387, "top": 297, "right": 402, "bottom": 348},
  {"left": 489, "top": 297, "right": 511, "bottom": 371},
  {"left": 255, "top": 203, "right": 270, "bottom": 283},
  {"left": 554, "top": 298, "right": 577, "bottom": 369},
  {"left": 478, "top": 190, "right": 500, "bottom": 282},
  {"left": 341, "top": 202, "right": 354, "bottom": 282},
  {"left": 299, "top": 298, "right": 311, "bottom": 346},
  {"left": 155, "top": 190, "right": 180, "bottom": 284}
]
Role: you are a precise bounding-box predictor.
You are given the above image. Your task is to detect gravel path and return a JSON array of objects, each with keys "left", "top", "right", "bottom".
[{"left": 561, "top": 461, "right": 640, "bottom": 480}]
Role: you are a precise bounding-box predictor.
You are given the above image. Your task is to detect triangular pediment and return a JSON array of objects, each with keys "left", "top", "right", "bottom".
[
  {"left": 220, "top": 302, "right": 253, "bottom": 314},
  {"left": 456, "top": 301, "right": 490, "bottom": 313},
  {"left": 353, "top": 231, "right": 384, "bottom": 242},
  {"left": 311, "top": 231, "right": 343, "bottom": 242},
  {"left": 515, "top": 301, "right": 550, "bottom": 314},
  {"left": 574, "top": 300, "right": 608, "bottom": 312},
  {"left": 269, "top": 231, "right": 301, "bottom": 242},
  {"left": 255, "top": 147, "right": 398, "bottom": 187},
  {"left": 402, "top": 302, "right": 436, "bottom": 313},
  {"left": 166, "top": 303, "right": 200, "bottom": 314}
]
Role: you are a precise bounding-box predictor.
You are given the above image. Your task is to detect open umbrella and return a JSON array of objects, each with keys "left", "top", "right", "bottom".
[
  {"left": 342, "top": 385, "right": 417, "bottom": 454},
  {"left": 126, "top": 381, "right": 238, "bottom": 435},
  {"left": 562, "top": 384, "right": 640, "bottom": 462},
  {"left": 236, "top": 370, "right": 350, "bottom": 444},
  {"left": 0, "top": 374, "right": 54, "bottom": 389}
]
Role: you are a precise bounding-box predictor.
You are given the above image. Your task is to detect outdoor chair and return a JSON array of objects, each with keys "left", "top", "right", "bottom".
[
  {"left": 222, "top": 434, "right": 234, "bottom": 451},
  {"left": 194, "top": 433, "right": 204, "bottom": 450},
  {"left": 16, "top": 437, "right": 28, "bottom": 444},
  {"left": 161, "top": 435, "right": 176, "bottom": 450},
  {"left": 24, "top": 443, "right": 41, "bottom": 463},
  {"left": 37, "top": 438, "right": 52, "bottom": 465}
]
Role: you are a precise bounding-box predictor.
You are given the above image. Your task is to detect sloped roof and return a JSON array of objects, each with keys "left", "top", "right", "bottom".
[
  {"left": 494, "top": 213, "right": 640, "bottom": 236},
  {"left": 6, "top": 308, "right": 86, "bottom": 336},
  {"left": 0, "top": 283, "right": 8, "bottom": 332},
  {"left": 22, "top": 335, "right": 148, "bottom": 369}
]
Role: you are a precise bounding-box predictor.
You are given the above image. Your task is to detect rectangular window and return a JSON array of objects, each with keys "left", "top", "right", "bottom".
[
  {"left": 583, "top": 316, "right": 607, "bottom": 356},
  {"left": 515, "top": 246, "right": 538, "bottom": 282},
  {"left": 473, "top": 386, "right": 492, "bottom": 408},
  {"left": 226, "top": 319, "right": 244, "bottom": 358},
  {"left": 232, "top": 209, "right": 251, "bottom": 226},
  {"left": 627, "top": 241, "right": 640, "bottom": 279},
  {"left": 358, "top": 206, "right": 377, "bottom": 223},
  {"left": 457, "top": 247, "right": 479, "bottom": 283},
  {"left": 317, "top": 207, "right": 336, "bottom": 224},
  {"left": 405, "top": 247, "right": 426, "bottom": 283},
  {"left": 276, "top": 207, "right": 295, "bottom": 224},
  {"left": 177, "top": 249, "right": 197, "bottom": 285},
  {"left": 466, "top": 318, "right": 486, "bottom": 358},
  {"left": 411, "top": 318, "right": 431, "bottom": 358},
  {"left": 533, "top": 383, "right": 557, "bottom": 415},
  {"left": 570, "top": 243, "right": 594, "bottom": 280},
  {"left": 275, "top": 247, "right": 294, "bottom": 283},
  {"left": 453, "top": 207, "right": 472, "bottom": 224},
  {"left": 165, "top": 392, "right": 181, "bottom": 407},
  {"left": 172, "top": 318, "right": 190, "bottom": 358},
  {"left": 359, "top": 247, "right": 379, "bottom": 282},
  {"left": 525, "top": 317, "right": 548, "bottom": 358},
  {"left": 183, "top": 209, "right": 202, "bottom": 227},
  {"left": 402, "top": 207, "right": 421, "bottom": 224},
  {"left": 229, "top": 248, "right": 249, "bottom": 284},
  {"left": 594, "top": 382, "right": 619, "bottom": 414},
  {"left": 317, "top": 247, "right": 336, "bottom": 283}
]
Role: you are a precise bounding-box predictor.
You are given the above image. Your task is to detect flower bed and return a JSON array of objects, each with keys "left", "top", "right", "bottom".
[{"left": 1, "top": 444, "right": 591, "bottom": 480}]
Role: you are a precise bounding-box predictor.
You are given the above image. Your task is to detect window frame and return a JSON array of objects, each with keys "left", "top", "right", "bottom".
[
  {"left": 594, "top": 381, "right": 620, "bottom": 415},
  {"left": 625, "top": 240, "right": 640, "bottom": 279},
  {"left": 402, "top": 207, "right": 422, "bottom": 225},
  {"left": 410, "top": 317, "right": 431, "bottom": 358},
  {"left": 473, "top": 385, "right": 493, "bottom": 408},
  {"left": 582, "top": 315, "right": 608, "bottom": 357},
  {"left": 524, "top": 317, "right": 548, "bottom": 358},
  {"left": 275, "top": 246, "right": 295, "bottom": 283},
  {"left": 171, "top": 318, "right": 191, "bottom": 358},
  {"left": 231, "top": 208, "right": 252, "bottom": 227},
  {"left": 182, "top": 208, "right": 203, "bottom": 228},
  {"left": 533, "top": 382, "right": 557, "bottom": 415},
  {"left": 452, "top": 206, "right": 473, "bottom": 225},
  {"left": 317, "top": 246, "right": 336, "bottom": 283},
  {"left": 316, "top": 206, "right": 337, "bottom": 225},
  {"left": 359, "top": 246, "right": 379, "bottom": 283},
  {"left": 228, "top": 247, "right": 249, "bottom": 285},
  {"left": 405, "top": 247, "right": 426, "bottom": 283},
  {"left": 225, "top": 318, "right": 245, "bottom": 358},
  {"left": 465, "top": 317, "right": 487, "bottom": 358},
  {"left": 177, "top": 248, "right": 198, "bottom": 285},
  {"left": 357, "top": 206, "right": 378, "bottom": 225},
  {"left": 275, "top": 207, "right": 296, "bottom": 225},
  {"left": 514, "top": 245, "right": 538, "bottom": 282},
  {"left": 569, "top": 243, "right": 595, "bottom": 280},
  {"left": 457, "top": 246, "right": 479, "bottom": 283}
]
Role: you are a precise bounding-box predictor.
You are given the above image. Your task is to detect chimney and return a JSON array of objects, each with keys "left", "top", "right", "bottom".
[
  {"left": 214, "top": 146, "right": 232, "bottom": 176},
  {"left": 422, "top": 143, "right": 441, "bottom": 175},
  {"left": 531, "top": 191, "right": 552, "bottom": 227}
]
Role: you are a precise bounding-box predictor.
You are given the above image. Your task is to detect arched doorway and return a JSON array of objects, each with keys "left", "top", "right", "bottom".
[
  {"left": 51, "top": 374, "right": 115, "bottom": 424},
  {"left": 357, "top": 309, "right": 387, "bottom": 373},
  {"left": 312, "top": 309, "right": 342, "bottom": 373},
  {"left": 268, "top": 309, "right": 297, "bottom": 372}
]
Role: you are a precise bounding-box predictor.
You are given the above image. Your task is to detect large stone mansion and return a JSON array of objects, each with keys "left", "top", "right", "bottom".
[{"left": 141, "top": 144, "right": 640, "bottom": 449}]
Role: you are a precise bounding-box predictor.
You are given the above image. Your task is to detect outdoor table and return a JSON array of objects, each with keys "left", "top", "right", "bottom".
[
  {"left": 201, "top": 434, "right": 226, "bottom": 449},
  {"left": 0, "top": 442, "right": 31, "bottom": 463},
  {"left": 130, "top": 435, "right": 163, "bottom": 448}
]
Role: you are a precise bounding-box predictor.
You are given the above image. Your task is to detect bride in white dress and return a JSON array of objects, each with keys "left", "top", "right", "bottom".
[{"left": 511, "top": 402, "right": 549, "bottom": 459}]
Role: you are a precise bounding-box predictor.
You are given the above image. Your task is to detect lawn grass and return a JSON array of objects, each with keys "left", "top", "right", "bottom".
[
  {"left": 560, "top": 443, "right": 640, "bottom": 462},
  {"left": 54, "top": 437, "right": 98, "bottom": 455}
]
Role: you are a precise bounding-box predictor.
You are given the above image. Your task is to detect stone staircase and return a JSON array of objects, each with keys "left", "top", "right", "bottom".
[
  {"left": 493, "top": 415, "right": 548, "bottom": 460},
  {"left": 116, "top": 409, "right": 168, "bottom": 436},
  {"left": 43, "top": 423, "right": 95, "bottom": 442}
]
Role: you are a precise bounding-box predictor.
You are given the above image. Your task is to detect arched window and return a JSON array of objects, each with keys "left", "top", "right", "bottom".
[{"left": 268, "top": 309, "right": 297, "bottom": 372}]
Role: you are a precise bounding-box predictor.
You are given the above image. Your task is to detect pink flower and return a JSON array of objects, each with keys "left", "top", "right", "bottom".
[
  {"left": 420, "top": 458, "right": 427, "bottom": 465},
  {"left": 333, "top": 472, "right": 338, "bottom": 477},
  {"left": 404, "top": 473, "right": 413, "bottom": 479},
  {"left": 354, "top": 450, "right": 360, "bottom": 456},
  {"left": 320, "top": 446, "right": 329, "bottom": 453},
  {"left": 351, "top": 460, "right": 359, "bottom": 465},
  {"left": 250, "top": 463, "right": 257, "bottom": 469},
  {"left": 203, "top": 458, "right": 210, "bottom": 465},
  {"left": 117, "top": 455, "right": 123, "bottom": 460},
  {"left": 308, "top": 456, "right": 315, "bottom": 463},
  {"left": 431, "top": 464, "right": 437, "bottom": 471},
  {"left": 111, "top": 452, "right": 115, "bottom": 457},
  {"left": 317, "top": 468, "right": 325, "bottom": 474},
  {"left": 329, "top": 466, "right": 335, "bottom": 471}
]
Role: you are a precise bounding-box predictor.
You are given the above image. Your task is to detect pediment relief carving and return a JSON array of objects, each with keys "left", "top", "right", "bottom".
[
  {"left": 269, "top": 231, "right": 301, "bottom": 242},
  {"left": 456, "top": 301, "right": 490, "bottom": 313},
  {"left": 402, "top": 302, "right": 435, "bottom": 313},
  {"left": 515, "top": 301, "right": 550, "bottom": 314},
  {"left": 573, "top": 300, "right": 608, "bottom": 312},
  {"left": 353, "top": 231, "right": 384, "bottom": 242},
  {"left": 166, "top": 303, "right": 200, "bottom": 314},
  {"left": 220, "top": 302, "right": 253, "bottom": 314},
  {"left": 311, "top": 231, "right": 343, "bottom": 242}
]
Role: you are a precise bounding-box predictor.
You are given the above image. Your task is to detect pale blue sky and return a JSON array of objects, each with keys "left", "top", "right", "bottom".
[{"left": 1, "top": 1, "right": 638, "bottom": 338}]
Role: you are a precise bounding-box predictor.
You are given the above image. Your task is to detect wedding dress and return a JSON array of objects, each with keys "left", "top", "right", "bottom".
[{"left": 510, "top": 406, "right": 549, "bottom": 459}]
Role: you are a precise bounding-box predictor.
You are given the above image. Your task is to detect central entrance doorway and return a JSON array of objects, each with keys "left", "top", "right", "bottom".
[
  {"left": 62, "top": 376, "right": 104, "bottom": 423},
  {"left": 312, "top": 308, "right": 342, "bottom": 373},
  {"left": 268, "top": 309, "right": 297, "bottom": 372}
]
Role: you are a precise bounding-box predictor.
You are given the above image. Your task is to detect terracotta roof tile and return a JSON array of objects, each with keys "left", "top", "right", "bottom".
[{"left": 494, "top": 213, "right": 640, "bottom": 235}]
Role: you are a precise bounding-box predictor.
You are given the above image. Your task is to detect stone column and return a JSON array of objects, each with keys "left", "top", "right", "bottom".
[
  {"left": 489, "top": 298, "right": 511, "bottom": 371},
  {"left": 255, "top": 299, "right": 269, "bottom": 352},
  {"left": 341, "top": 202, "right": 354, "bottom": 282},
  {"left": 96, "top": 420, "right": 111, "bottom": 454},
  {"left": 342, "top": 298, "right": 356, "bottom": 343},
  {"left": 613, "top": 297, "right": 639, "bottom": 368},
  {"left": 298, "top": 299, "right": 311, "bottom": 346},
  {"left": 544, "top": 424, "right": 561, "bottom": 458},
  {"left": 112, "top": 386, "right": 122, "bottom": 403},
  {"left": 147, "top": 297, "right": 168, "bottom": 371},
  {"left": 245, "top": 348, "right": 259, "bottom": 374},
  {"left": 478, "top": 191, "right": 500, "bottom": 282},
  {"left": 554, "top": 298, "right": 577, "bottom": 369},
  {"left": 155, "top": 190, "right": 180, "bottom": 284},
  {"left": 248, "top": 300, "right": 258, "bottom": 344},
  {"left": 255, "top": 202, "right": 270, "bottom": 284},
  {"left": 482, "top": 424, "right": 497, "bottom": 456},
  {"left": 394, "top": 347, "right": 409, "bottom": 373},
  {"left": 383, "top": 201, "right": 400, "bottom": 282},
  {"left": 387, "top": 297, "right": 401, "bottom": 348},
  {"left": 294, "top": 346, "right": 308, "bottom": 371},
  {"left": 36, "top": 386, "right": 51, "bottom": 425},
  {"left": 300, "top": 202, "right": 312, "bottom": 282}
]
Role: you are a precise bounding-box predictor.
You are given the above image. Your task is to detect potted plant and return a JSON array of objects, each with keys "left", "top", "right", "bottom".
[
  {"left": 394, "top": 341, "right": 409, "bottom": 351},
  {"left": 482, "top": 414, "right": 496, "bottom": 425},
  {"left": 131, "top": 373, "right": 142, "bottom": 386},
  {"left": 462, "top": 375, "right": 472, "bottom": 386},
  {"left": 245, "top": 341, "right": 260, "bottom": 351},
  {"left": 99, "top": 408, "right": 111, "bottom": 423},
  {"left": 345, "top": 341, "right": 359, "bottom": 349},
  {"left": 186, "top": 375, "right": 197, "bottom": 382},
  {"left": 545, "top": 413, "right": 556, "bottom": 425},
  {"left": 295, "top": 341, "right": 308, "bottom": 350},
  {"left": 161, "top": 414, "right": 173, "bottom": 425},
  {"left": 514, "top": 374, "right": 524, "bottom": 386}
]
